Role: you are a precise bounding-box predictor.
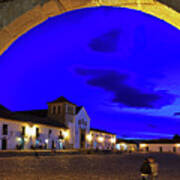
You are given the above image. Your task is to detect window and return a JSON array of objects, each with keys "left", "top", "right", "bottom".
[
  {"left": 48, "top": 129, "right": 52, "bottom": 135},
  {"left": 52, "top": 106, "right": 56, "bottom": 114},
  {"left": 48, "top": 129, "right": 52, "bottom": 138},
  {"left": 36, "top": 128, "right": 40, "bottom": 138},
  {"left": 59, "top": 130, "right": 64, "bottom": 140},
  {"left": 2, "top": 124, "right": 8, "bottom": 135},
  {"left": 173, "top": 147, "right": 176, "bottom": 153},
  {"left": 146, "top": 147, "right": 149, "bottom": 152},
  {"left": 159, "top": 146, "right": 163, "bottom": 152},
  {"left": 57, "top": 105, "right": 61, "bottom": 114},
  {"left": 67, "top": 106, "right": 73, "bottom": 114},
  {"left": 85, "top": 121, "right": 87, "bottom": 126},
  {"left": 22, "top": 126, "right": 25, "bottom": 136}
]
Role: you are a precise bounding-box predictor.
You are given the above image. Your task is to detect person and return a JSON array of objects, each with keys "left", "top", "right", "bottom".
[
  {"left": 148, "top": 157, "right": 159, "bottom": 180},
  {"left": 140, "top": 158, "right": 152, "bottom": 180}
]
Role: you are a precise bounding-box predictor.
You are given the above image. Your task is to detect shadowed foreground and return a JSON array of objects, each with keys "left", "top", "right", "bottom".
[{"left": 0, "top": 153, "right": 180, "bottom": 180}]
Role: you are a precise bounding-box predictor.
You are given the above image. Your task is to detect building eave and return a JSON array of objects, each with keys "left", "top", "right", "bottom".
[
  {"left": 0, "top": 116, "right": 68, "bottom": 130},
  {"left": 90, "top": 128, "right": 116, "bottom": 136}
]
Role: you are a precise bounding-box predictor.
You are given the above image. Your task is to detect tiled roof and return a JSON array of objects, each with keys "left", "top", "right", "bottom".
[
  {"left": 117, "top": 139, "right": 138, "bottom": 144},
  {"left": 15, "top": 109, "right": 48, "bottom": 118},
  {"left": 48, "top": 96, "right": 76, "bottom": 105},
  {"left": 76, "top": 106, "right": 83, "bottom": 114},
  {"left": 0, "top": 104, "right": 10, "bottom": 112},
  {"left": 14, "top": 111, "right": 67, "bottom": 129},
  {"left": 140, "top": 139, "right": 180, "bottom": 144},
  {"left": 0, "top": 104, "right": 13, "bottom": 119},
  {"left": 90, "top": 128, "right": 116, "bottom": 135},
  {"left": 0, "top": 106, "right": 67, "bottom": 129}
]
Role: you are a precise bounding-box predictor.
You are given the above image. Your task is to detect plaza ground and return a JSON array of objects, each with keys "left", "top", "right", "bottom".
[{"left": 0, "top": 153, "right": 180, "bottom": 180}]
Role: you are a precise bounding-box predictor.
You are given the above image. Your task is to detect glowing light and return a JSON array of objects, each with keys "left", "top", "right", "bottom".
[
  {"left": 26, "top": 126, "right": 36, "bottom": 137},
  {"left": 116, "top": 144, "right": 121, "bottom": 150},
  {"left": 110, "top": 138, "right": 116, "bottom": 144},
  {"left": 132, "top": 147, "right": 136, "bottom": 151},
  {"left": 120, "top": 143, "right": 128, "bottom": 151},
  {"left": 45, "top": 139, "right": 49, "bottom": 144},
  {"left": 98, "top": 136, "right": 104, "bottom": 143},
  {"left": 176, "top": 144, "right": 180, "bottom": 147},
  {"left": 62, "top": 131, "right": 69, "bottom": 139},
  {"left": 140, "top": 144, "right": 147, "bottom": 148},
  {"left": 86, "top": 134, "right": 92, "bottom": 142},
  {"left": 16, "top": 137, "right": 21, "bottom": 142},
  {"left": 24, "top": 138, "right": 28, "bottom": 142},
  {"left": 120, "top": 143, "right": 126, "bottom": 146},
  {"left": 116, "top": 143, "right": 128, "bottom": 151}
]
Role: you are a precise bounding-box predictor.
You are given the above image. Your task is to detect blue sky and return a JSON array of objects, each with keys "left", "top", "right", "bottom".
[{"left": 1, "top": 7, "right": 180, "bottom": 139}]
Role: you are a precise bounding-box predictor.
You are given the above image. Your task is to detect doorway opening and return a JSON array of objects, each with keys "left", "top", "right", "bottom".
[
  {"left": 80, "top": 129, "right": 86, "bottom": 149},
  {"left": 1, "top": 138, "right": 7, "bottom": 150}
]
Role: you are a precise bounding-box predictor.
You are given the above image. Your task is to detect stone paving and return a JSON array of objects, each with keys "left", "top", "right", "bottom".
[{"left": 0, "top": 153, "right": 180, "bottom": 180}]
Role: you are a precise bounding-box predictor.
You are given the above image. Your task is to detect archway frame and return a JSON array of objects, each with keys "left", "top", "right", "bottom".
[{"left": 0, "top": 0, "right": 180, "bottom": 55}]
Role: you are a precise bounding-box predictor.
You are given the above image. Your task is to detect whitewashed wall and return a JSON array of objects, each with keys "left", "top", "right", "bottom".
[
  {"left": 115, "top": 143, "right": 137, "bottom": 151},
  {"left": 90, "top": 131, "right": 116, "bottom": 150},
  {"left": 74, "top": 107, "right": 90, "bottom": 149},
  {"left": 0, "top": 107, "right": 116, "bottom": 150},
  {"left": 140, "top": 144, "right": 180, "bottom": 153},
  {"left": 0, "top": 118, "right": 69, "bottom": 150}
]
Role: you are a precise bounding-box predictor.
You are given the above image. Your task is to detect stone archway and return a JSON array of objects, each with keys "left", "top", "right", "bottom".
[{"left": 0, "top": 0, "right": 180, "bottom": 55}]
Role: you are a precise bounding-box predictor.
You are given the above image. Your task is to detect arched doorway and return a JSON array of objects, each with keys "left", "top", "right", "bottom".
[{"left": 0, "top": 4, "right": 180, "bottom": 140}]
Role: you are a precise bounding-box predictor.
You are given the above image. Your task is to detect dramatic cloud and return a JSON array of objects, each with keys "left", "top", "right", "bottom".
[
  {"left": 174, "top": 112, "right": 180, "bottom": 116},
  {"left": 89, "top": 29, "right": 120, "bottom": 53},
  {"left": 76, "top": 68, "right": 176, "bottom": 109}
]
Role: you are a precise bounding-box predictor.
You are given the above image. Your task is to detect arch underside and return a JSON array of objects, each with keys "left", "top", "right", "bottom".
[{"left": 0, "top": 0, "right": 180, "bottom": 55}]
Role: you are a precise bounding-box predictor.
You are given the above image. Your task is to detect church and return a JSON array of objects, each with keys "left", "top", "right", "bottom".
[{"left": 0, "top": 96, "right": 116, "bottom": 150}]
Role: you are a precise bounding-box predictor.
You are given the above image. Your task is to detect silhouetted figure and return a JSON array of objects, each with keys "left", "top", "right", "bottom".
[
  {"left": 148, "top": 157, "right": 159, "bottom": 180},
  {"left": 140, "top": 158, "right": 151, "bottom": 180}
]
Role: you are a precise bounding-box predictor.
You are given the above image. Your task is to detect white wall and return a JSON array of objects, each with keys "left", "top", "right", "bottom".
[
  {"left": 74, "top": 107, "right": 90, "bottom": 149},
  {"left": 0, "top": 118, "right": 69, "bottom": 150},
  {"left": 116, "top": 143, "right": 137, "bottom": 151},
  {"left": 140, "top": 144, "right": 180, "bottom": 153},
  {"left": 0, "top": 106, "right": 116, "bottom": 151},
  {"left": 90, "top": 131, "right": 116, "bottom": 150}
]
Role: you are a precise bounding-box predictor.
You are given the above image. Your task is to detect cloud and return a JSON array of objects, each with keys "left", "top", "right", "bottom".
[
  {"left": 75, "top": 67, "right": 176, "bottom": 109},
  {"left": 147, "top": 124, "right": 157, "bottom": 129},
  {"left": 89, "top": 29, "right": 120, "bottom": 53},
  {"left": 174, "top": 112, "right": 180, "bottom": 116}
]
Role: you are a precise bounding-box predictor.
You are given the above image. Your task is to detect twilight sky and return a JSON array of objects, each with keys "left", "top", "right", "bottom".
[{"left": 1, "top": 7, "right": 180, "bottom": 139}]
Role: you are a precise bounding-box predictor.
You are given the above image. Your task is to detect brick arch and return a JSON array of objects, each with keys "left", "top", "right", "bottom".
[{"left": 0, "top": 0, "right": 180, "bottom": 55}]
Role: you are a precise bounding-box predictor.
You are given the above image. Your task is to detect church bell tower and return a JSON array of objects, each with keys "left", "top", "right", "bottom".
[{"left": 47, "top": 96, "right": 76, "bottom": 126}]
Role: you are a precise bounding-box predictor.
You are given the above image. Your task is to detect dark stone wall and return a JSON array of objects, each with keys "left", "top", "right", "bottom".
[
  {"left": 0, "top": 0, "right": 49, "bottom": 29},
  {"left": 0, "top": 0, "right": 179, "bottom": 32},
  {"left": 157, "top": 0, "right": 180, "bottom": 12}
]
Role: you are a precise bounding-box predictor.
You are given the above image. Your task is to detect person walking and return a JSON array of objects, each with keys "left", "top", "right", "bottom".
[
  {"left": 148, "top": 157, "right": 159, "bottom": 180},
  {"left": 140, "top": 158, "right": 152, "bottom": 180}
]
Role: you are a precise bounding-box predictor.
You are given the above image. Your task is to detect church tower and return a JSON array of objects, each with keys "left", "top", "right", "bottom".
[{"left": 47, "top": 96, "right": 76, "bottom": 126}]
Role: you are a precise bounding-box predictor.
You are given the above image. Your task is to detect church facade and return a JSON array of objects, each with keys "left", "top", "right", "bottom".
[{"left": 0, "top": 97, "right": 116, "bottom": 150}]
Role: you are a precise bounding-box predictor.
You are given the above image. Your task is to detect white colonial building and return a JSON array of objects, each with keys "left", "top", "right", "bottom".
[
  {"left": 115, "top": 140, "right": 137, "bottom": 152},
  {"left": 114, "top": 139, "right": 180, "bottom": 153},
  {"left": 139, "top": 140, "right": 180, "bottom": 153},
  {"left": 0, "top": 97, "right": 116, "bottom": 150}
]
